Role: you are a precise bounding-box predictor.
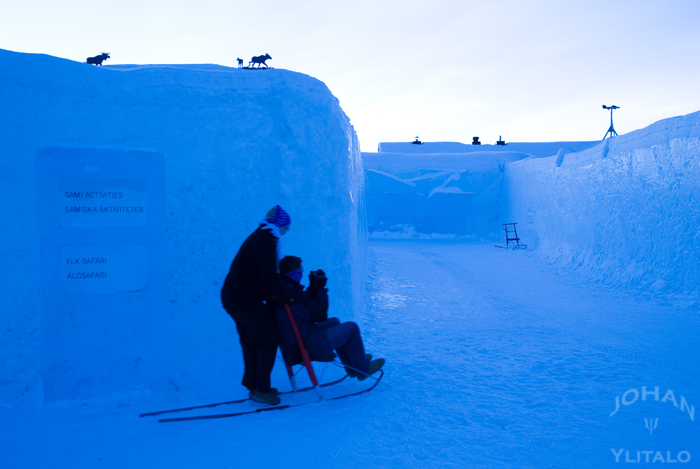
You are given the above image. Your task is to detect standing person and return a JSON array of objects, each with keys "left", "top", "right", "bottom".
[{"left": 221, "top": 205, "right": 293, "bottom": 405}]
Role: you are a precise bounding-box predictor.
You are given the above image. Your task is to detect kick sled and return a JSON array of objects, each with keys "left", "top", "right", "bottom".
[
  {"left": 494, "top": 223, "right": 527, "bottom": 250},
  {"left": 140, "top": 305, "right": 383, "bottom": 422}
]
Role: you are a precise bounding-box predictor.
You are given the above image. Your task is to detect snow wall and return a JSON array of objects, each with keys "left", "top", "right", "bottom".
[
  {"left": 0, "top": 49, "right": 366, "bottom": 406},
  {"left": 363, "top": 152, "right": 530, "bottom": 237},
  {"left": 503, "top": 111, "right": 700, "bottom": 300},
  {"left": 379, "top": 140, "right": 599, "bottom": 156},
  {"left": 365, "top": 141, "right": 599, "bottom": 237}
]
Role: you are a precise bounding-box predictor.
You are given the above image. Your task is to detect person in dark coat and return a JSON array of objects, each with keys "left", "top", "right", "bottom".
[
  {"left": 221, "top": 205, "right": 293, "bottom": 405},
  {"left": 273, "top": 256, "right": 385, "bottom": 380}
]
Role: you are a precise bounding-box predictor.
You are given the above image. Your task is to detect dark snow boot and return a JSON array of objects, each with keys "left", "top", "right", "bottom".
[
  {"left": 249, "top": 389, "right": 281, "bottom": 405},
  {"left": 358, "top": 358, "right": 385, "bottom": 381},
  {"left": 347, "top": 354, "right": 372, "bottom": 378},
  {"left": 246, "top": 387, "right": 278, "bottom": 395}
]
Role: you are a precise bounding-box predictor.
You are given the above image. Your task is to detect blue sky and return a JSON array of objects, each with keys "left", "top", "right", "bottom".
[{"left": 2, "top": 0, "right": 699, "bottom": 151}]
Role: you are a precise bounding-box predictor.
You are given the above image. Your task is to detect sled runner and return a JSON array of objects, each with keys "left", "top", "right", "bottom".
[
  {"left": 154, "top": 370, "right": 383, "bottom": 422},
  {"left": 140, "top": 305, "right": 383, "bottom": 423}
]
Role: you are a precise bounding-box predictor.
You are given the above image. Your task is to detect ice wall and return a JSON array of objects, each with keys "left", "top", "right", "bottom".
[
  {"left": 363, "top": 151, "right": 529, "bottom": 236},
  {"left": 504, "top": 111, "right": 700, "bottom": 299},
  {"left": 379, "top": 141, "right": 599, "bottom": 157},
  {"left": 0, "top": 49, "right": 365, "bottom": 406}
]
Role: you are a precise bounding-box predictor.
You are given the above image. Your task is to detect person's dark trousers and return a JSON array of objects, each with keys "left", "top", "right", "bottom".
[
  {"left": 226, "top": 305, "right": 279, "bottom": 393},
  {"left": 323, "top": 321, "right": 370, "bottom": 374}
]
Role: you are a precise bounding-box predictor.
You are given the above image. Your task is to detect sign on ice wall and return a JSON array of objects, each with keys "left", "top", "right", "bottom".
[{"left": 37, "top": 147, "right": 166, "bottom": 403}]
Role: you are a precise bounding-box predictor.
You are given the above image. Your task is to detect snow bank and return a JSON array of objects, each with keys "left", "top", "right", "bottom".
[
  {"left": 0, "top": 49, "right": 365, "bottom": 406},
  {"left": 503, "top": 111, "right": 700, "bottom": 299},
  {"left": 363, "top": 151, "right": 529, "bottom": 236},
  {"left": 379, "top": 140, "right": 599, "bottom": 157}
]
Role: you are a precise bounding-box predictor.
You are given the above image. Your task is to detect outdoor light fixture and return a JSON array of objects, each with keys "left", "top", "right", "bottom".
[{"left": 602, "top": 105, "right": 620, "bottom": 139}]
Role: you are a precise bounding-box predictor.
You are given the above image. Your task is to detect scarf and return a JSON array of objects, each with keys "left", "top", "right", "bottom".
[{"left": 285, "top": 270, "right": 303, "bottom": 283}]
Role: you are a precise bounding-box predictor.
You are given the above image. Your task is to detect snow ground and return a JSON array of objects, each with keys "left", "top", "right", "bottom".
[{"left": 2, "top": 240, "right": 697, "bottom": 468}]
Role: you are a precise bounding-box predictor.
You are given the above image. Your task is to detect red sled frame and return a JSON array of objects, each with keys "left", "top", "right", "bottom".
[{"left": 283, "top": 303, "right": 319, "bottom": 391}]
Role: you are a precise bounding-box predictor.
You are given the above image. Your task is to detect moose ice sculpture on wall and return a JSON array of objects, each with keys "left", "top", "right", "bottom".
[
  {"left": 242, "top": 53, "right": 272, "bottom": 69},
  {"left": 86, "top": 53, "right": 110, "bottom": 66}
]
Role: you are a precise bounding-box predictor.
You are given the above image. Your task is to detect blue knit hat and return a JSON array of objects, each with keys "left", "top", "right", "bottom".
[{"left": 265, "top": 205, "right": 291, "bottom": 228}]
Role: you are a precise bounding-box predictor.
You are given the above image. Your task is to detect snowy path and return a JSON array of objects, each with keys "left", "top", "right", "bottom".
[
  {"left": 2, "top": 240, "right": 698, "bottom": 468},
  {"left": 361, "top": 240, "right": 699, "bottom": 468}
]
